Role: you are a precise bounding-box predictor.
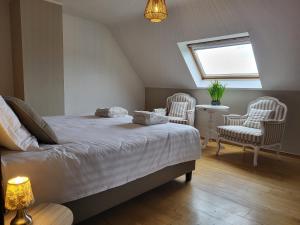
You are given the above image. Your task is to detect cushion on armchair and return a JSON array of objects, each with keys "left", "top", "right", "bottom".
[
  {"left": 218, "top": 125, "right": 262, "bottom": 144},
  {"left": 168, "top": 116, "right": 188, "bottom": 125},
  {"left": 243, "top": 108, "right": 274, "bottom": 129},
  {"left": 168, "top": 102, "right": 188, "bottom": 119}
]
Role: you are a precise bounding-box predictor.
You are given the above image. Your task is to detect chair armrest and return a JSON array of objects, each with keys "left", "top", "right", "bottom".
[
  {"left": 153, "top": 108, "right": 167, "bottom": 116},
  {"left": 261, "top": 120, "right": 286, "bottom": 145},
  {"left": 224, "top": 114, "right": 248, "bottom": 126},
  {"left": 186, "top": 110, "right": 195, "bottom": 126}
]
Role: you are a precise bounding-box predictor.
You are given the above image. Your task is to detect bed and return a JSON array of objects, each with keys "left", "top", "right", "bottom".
[{"left": 1, "top": 115, "right": 201, "bottom": 223}]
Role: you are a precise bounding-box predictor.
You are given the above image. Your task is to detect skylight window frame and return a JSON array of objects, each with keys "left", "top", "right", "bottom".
[{"left": 188, "top": 36, "right": 260, "bottom": 80}]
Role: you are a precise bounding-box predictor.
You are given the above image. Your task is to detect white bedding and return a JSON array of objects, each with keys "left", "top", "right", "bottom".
[{"left": 1, "top": 115, "right": 201, "bottom": 204}]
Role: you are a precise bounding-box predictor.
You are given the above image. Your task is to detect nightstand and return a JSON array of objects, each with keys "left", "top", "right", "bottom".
[{"left": 5, "top": 203, "right": 73, "bottom": 225}]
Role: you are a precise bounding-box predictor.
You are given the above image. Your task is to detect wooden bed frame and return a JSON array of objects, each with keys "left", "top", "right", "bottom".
[
  {"left": 65, "top": 160, "right": 195, "bottom": 224},
  {"left": 0, "top": 153, "right": 195, "bottom": 224}
]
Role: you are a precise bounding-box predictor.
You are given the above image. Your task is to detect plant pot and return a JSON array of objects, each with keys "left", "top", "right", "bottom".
[{"left": 211, "top": 100, "right": 221, "bottom": 106}]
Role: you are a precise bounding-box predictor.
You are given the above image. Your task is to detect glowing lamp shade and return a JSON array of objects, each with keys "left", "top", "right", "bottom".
[
  {"left": 5, "top": 176, "right": 34, "bottom": 211},
  {"left": 144, "top": 0, "right": 168, "bottom": 23}
]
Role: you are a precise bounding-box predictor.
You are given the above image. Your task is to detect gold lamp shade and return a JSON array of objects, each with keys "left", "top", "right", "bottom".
[
  {"left": 5, "top": 176, "right": 34, "bottom": 210},
  {"left": 144, "top": 0, "right": 168, "bottom": 23}
]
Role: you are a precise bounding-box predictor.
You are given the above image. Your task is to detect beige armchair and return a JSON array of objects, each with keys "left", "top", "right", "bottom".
[
  {"left": 217, "top": 96, "right": 287, "bottom": 167},
  {"left": 154, "top": 93, "right": 196, "bottom": 126}
]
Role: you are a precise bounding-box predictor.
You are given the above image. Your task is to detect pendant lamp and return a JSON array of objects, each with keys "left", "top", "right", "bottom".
[{"left": 144, "top": 0, "right": 168, "bottom": 23}]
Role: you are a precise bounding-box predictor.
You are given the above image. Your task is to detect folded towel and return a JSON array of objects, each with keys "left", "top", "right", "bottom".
[
  {"left": 132, "top": 111, "right": 169, "bottom": 126},
  {"left": 153, "top": 108, "right": 167, "bottom": 116},
  {"left": 95, "top": 107, "right": 128, "bottom": 118}
]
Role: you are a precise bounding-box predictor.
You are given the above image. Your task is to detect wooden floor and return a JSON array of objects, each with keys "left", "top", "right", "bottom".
[{"left": 79, "top": 142, "right": 300, "bottom": 225}]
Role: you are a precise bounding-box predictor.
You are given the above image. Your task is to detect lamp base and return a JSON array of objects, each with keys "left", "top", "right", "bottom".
[{"left": 10, "top": 209, "right": 32, "bottom": 225}]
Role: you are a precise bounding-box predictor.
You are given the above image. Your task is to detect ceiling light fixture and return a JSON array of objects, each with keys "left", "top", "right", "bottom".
[{"left": 144, "top": 0, "right": 168, "bottom": 23}]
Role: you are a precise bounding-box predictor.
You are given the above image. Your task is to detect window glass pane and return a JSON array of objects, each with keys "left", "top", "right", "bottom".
[{"left": 195, "top": 44, "right": 258, "bottom": 77}]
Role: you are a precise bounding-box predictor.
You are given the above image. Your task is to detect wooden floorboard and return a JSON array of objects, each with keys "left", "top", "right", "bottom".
[{"left": 79, "top": 142, "right": 300, "bottom": 225}]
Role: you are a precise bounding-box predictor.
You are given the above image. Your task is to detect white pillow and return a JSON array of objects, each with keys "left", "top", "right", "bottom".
[
  {"left": 169, "top": 102, "right": 188, "bottom": 119},
  {"left": 0, "top": 96, "right": 39, "bottom": 151},
  {"left": 243, "top": 108, "right": 274, "bottom": 129}
]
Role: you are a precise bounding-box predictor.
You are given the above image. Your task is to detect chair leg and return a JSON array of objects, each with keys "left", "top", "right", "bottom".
[
  {"left": 253, "top": 146, "right": 259, "bottom": 167},
  {"left": 243, "top": 146, "right": 246, "bottom": 152},
  {"left": 216, "top": 139, "right": 221, "bottom": 156}
]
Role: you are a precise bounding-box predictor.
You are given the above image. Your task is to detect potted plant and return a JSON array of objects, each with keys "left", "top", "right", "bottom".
[{"left": 208, "top": 81, "right": 226, "bottom": 105}]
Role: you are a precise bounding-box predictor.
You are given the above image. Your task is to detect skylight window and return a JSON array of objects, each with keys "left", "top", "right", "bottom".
[{"left": 188, "top": 36, "right": 259, "bottom": 80}]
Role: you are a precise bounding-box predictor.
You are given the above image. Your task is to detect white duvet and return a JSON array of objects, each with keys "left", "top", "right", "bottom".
[{"left": 1, "top": 116, "right": 201, "bottom": 204}]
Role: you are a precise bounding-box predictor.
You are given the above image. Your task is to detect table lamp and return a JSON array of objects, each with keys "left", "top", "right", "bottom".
[{"left": 5, "top": 176, "right": 35, "bottom": 225}]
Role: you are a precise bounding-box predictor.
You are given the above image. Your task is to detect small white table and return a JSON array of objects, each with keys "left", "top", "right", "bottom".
[{"left": 196, "top": 105, "right": 230, "bottom": 148}]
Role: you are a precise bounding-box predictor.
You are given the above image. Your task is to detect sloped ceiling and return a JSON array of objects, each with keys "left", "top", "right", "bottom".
[{"left": 63, "top": 0, "right": 300, "bottom": 91}]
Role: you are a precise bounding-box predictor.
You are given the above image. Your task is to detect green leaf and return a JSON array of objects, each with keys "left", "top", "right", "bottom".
[{"left": 207, "top": 80, "right": 226, "bottom": 101}]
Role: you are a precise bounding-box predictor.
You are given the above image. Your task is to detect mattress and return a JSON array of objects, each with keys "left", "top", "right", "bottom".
[{"left": 1, "top": 115, "right": 201, "bottom": 204}]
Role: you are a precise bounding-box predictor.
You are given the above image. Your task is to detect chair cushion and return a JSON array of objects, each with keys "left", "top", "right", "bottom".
[
  {"left": 243, "top": 108, "right": 274, "bottom": 129},
  {"left": 168, "top": 102, "right": 188, "bottom": 119},
  {"left": 167, "top": 116, "right": 188, "bottom": 125},
  {"left": 218, "top": 125, "right": 262, "bottom": 144}
]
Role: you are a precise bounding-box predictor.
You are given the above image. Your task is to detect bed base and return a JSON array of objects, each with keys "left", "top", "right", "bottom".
[{"left": 64, "top": 160, "right": 195, "bottom": 224}]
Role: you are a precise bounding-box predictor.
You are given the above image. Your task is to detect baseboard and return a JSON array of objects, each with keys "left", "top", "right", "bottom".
[{"left": 259, "top": 148, "right": 300, "bottom": 159}]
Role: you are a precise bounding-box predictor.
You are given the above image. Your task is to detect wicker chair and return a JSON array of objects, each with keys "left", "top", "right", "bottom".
[
  {"left": 154, "top": 93, "right": 196, "bottom": 126},
  {"left": 217, "top": 96, "right": 287, "bottom": 167}
]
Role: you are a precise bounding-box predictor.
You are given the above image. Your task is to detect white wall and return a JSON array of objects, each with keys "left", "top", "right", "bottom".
[
  {"left": 63, "top": 14, "right": 145, "bottom": 115},
  {"left": 109, "top": 0, "right": 300, "bottom": 91}
]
